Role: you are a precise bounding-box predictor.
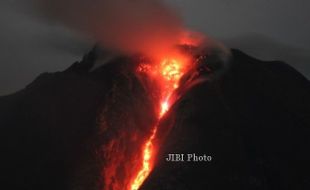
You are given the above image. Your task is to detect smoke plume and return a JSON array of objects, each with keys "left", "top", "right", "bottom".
[{"left": 34, "top": 0, "right": 184, "bottom": 57}]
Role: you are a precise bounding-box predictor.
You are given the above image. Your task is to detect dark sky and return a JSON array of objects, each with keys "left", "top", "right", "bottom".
[{"left": 0, "top": 0, "right": 309, "bottom": 95}]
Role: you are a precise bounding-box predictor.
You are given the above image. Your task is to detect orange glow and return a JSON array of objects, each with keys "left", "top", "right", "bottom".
[
  {"left": 131, "top": 52, "right": 192, "bottom": 190},
  {"left": 160, "top": 100, "right": 169, "bottom": 117},
  {"left": 130, "top": 128, "right": 156, "bottom": 190}
]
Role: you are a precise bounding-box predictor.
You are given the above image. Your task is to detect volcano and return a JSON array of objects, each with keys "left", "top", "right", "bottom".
[{"left": 0, "top": 44, "right": 310, "bottom": 190}]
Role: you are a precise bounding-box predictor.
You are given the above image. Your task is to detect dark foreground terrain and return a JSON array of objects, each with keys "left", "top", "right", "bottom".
[{"left": 1, "top": 47, "right": 309, "bottom": 190}]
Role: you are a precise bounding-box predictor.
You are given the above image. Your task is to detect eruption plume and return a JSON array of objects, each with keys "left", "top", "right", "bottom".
[{"left": 33, "top": 0, "right": 184, "bottom": 57}]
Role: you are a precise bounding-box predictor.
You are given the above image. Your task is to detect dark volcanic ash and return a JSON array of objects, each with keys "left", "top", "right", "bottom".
[{"left": 33, "top": 0, "right": 184, "bottom": 57}]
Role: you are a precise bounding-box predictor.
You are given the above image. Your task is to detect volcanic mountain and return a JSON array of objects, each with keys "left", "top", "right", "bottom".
[{"left": 0, "top": 45, "right": 309, "bottom": 190}]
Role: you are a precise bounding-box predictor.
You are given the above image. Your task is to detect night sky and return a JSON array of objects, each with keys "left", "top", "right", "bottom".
[{"left": 0, "top": 0, "right": 309, "bottom": 95}]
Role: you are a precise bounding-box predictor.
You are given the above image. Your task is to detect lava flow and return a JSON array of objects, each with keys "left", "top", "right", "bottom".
[{"left": 130, "top": 51, "right": 193, "bottom": 190}]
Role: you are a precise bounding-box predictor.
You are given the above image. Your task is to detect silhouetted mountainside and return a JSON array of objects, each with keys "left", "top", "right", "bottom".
[
  {"left": 1, "top": 47, "right": 309, "bottom": 190},
  {"left": 142, "top": 49, "right": 310, "bottom": 190},
  {"left": 0, "top": 47, "right": 157, "bottom": 190}
]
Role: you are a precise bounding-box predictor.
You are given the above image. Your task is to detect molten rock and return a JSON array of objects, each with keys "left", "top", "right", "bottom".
[{"left": 0, "top": 45, "right": 310, "bottom": 190}]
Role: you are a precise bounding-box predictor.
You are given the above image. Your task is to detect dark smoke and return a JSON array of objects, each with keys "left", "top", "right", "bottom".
[{"left": 33, "top": 0, "right": 184, "bottom": 57}]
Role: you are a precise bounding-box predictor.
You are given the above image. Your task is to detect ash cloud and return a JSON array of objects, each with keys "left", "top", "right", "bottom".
[{"left": 33, "top": 0, "right": 184, "bottom": 56}]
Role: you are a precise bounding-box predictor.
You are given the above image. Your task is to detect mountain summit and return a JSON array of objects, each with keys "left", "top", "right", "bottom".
[{"left": 1, "top": 47, "right": 309, "bottom": 190}]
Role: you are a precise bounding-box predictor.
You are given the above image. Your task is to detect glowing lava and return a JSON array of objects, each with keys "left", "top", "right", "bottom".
[
  {"left": 130, "top": 128, "right": 157, "bottom": 190},
  {"left": 130, "top": 54, "right": 192, "bottom": 190}
]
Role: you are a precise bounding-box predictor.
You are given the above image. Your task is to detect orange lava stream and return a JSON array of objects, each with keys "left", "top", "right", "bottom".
[
  {"left": 130, "top": 56, "right": 190, "bottom": 190},
  {"left": 130, "top": 127, "right": 157, "bottom": 190}
]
